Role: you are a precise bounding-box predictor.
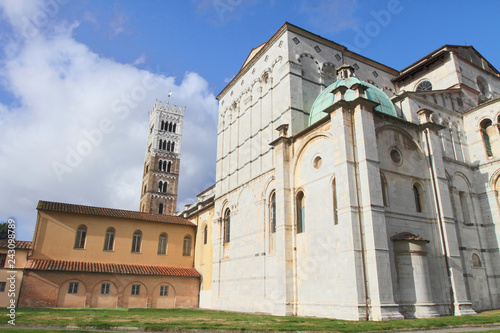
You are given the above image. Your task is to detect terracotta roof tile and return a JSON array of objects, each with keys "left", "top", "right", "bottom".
[
  {"left": 26, "top": 259, "right": 200, "bottom": 277},
  {"left": 37, "top": 201, "right": 196, "bottom": 227},
  {"left": 0, "top": 240, "right": 32, "bottom": 249},
  {"left": 391, "top": 232, "right": 429, "bottom": 243}
]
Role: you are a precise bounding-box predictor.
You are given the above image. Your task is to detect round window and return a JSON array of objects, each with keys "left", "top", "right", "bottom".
[{"left": 390, "top": 148, "right": 402, "bottom": 165}]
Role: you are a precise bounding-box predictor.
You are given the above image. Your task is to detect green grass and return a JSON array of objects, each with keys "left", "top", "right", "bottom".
[{"left": 0, "top": 308, "right": 500, "bottom": 332}]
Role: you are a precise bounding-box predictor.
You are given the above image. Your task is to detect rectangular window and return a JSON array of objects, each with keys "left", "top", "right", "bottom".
[
  {"left": 0, "top": 253, "right": 6, "bottom": 267},
  {"left": 67, "top": 282, "right": 79, "bottom": 294},
  {"left": 159, "top": 285, "right": 169, "bottom": 296},
  {"left": 100, "top": 283, "right": 110, "bottom": 295},
  {"left": 0, "top": 282, "right": 5, "bottom": 292},
  {"left": 131, "top": 284, "right": 140, "bottom": 296}
]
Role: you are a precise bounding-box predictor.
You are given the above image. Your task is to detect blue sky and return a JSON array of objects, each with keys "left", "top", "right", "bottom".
[{"left": 1, "top": 0, "right": 499, "bottom": 240}]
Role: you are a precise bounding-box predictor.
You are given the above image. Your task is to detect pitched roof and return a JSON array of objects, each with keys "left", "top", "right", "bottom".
[
  {"left": 25, "top": 259, "right": 200, "bottom": 277},
  {"left": 0, "top": 240, "right": 32, "bottom": 249},
  {"left": 37, "top": 201, "right": 196, "bottom": 227},
  {"left": 391, "top": 232, "right": 429, "bottom": 243}
]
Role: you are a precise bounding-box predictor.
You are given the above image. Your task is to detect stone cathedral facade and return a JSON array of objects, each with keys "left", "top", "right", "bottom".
[
  {"left": 187, "top": 22, "right": 500, "bottom": 321},
  {"left": 140, "top": 100, "right": 185, "bottom": 215}
]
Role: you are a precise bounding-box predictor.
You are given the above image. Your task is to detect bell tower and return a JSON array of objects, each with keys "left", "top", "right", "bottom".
[{"left": 140, "top": 99, "right": 185, "bottom": 215}]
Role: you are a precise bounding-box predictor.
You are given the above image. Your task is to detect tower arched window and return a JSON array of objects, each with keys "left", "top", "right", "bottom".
[
  {"left": 159, "top": 160, "right": 162, "bottom": 170},
  {"left": 167, "top": 142, "right": 171, "bottom": 151},
  {"left": 158, "top": 181, "right": 163, "bottom": 192},
  {"left": 158, "top": 203, "right": 164, "bottom": 214},
  {"left": 169, "top": 122, "right": 173, "bottom": 132},
  {"left": 171, "top": 142, "right": 175, "bottom": 152},
  {"left": 223, "top": 209, "right": 231, "bottom": 244},
  {"left": 163, "top": 182, "right": 167, "bottom": 193},
  {"left": 162, "top": 141, "right": 167, "bottom": 150},
  {"left": 167, "top": 161, "right": 172, "bottom": 173},
  {"left": 158, "top": 140, "right": 162, "bottom": 149},
  {"left": 161, "top": 120, "right": 165, "bottom": 131},
  {"left": 270, "top": 192, "right": 276, "bottom": 233},
  {"left": 158, "top": 233, "right": 168, "bottom": 254},
  {"left": 143, "top": 184, "right": 147, "bottom": 194},
  {"left": 183, "top": 235, "right": 192, "bottom": 256},
  {"left": 74, "top": 225, "right": 87, "bottom": 249},
  {"left": 296, "top": 191, "right": 305, "bottom": 233},
  {"left": 103, "top": 228, "right": 115, "bottom": 251},
  {"left": 173, "top": 124, "right": 176, "bottom": 133},
  {"left": 131, "top": 230, "right": 142, "bottom": 253}
]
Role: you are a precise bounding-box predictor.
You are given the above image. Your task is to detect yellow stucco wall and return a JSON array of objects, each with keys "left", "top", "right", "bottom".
[
  {"left": 192, "top": 206, "right": 213, "bottom": 291},
  {"left": 0, "top": 248, "right": 30, "bottom": 307},
  {"left": 32, "top": 211, "right": 196, "bottom": 267}
]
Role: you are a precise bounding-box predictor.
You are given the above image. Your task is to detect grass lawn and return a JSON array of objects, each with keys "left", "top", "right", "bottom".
[{"left": 1, "top": 308, "right": 500, "bottom": 332}]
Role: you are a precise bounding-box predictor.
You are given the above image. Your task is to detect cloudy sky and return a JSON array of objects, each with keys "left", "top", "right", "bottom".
[{"left": 1, "top": 0, "right": 499, "bottom": 240}]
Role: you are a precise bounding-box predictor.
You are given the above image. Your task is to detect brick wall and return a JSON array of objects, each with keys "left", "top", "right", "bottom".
[{"left": 19, "top": 270, "right": 199, "bottom": 308}]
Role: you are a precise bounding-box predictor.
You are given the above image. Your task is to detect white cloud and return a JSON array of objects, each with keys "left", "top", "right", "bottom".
[{"left": 0, "top": 1, "right": 218, "bottom": 240}]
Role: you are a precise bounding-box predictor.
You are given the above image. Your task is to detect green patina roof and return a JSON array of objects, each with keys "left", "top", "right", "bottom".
[{"left": 308, "top": 77, "right": 399, "bottom": 126}]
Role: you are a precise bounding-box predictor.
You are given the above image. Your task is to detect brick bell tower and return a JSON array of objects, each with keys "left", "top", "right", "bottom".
[{"left": 140, "top": 98, "right": 185, "bottom": 215}]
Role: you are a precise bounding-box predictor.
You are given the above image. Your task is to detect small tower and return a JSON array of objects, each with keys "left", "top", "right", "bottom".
[{"left": 140, "top": 99, "right": 185, "bottom": 215}]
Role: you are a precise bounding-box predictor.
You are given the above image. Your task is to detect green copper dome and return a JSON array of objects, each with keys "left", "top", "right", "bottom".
[{"left": 308, "top": 77, "right": 398, "bottom": 126}]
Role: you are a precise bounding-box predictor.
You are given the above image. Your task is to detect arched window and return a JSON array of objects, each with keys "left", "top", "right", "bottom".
[
  {"left": 131, "top": 230, "right": 142, "bottom": 253},
  {"left": 74, "top": 225, "right": 87, "bottom": 249},
  {"left": 158, "top": 160, "right": 162, "bottom": 170},
  {"left": 332, "top": 179, "right": 339, "bottom": 224},
  {"left": 223, "top": 209, "right": 231, "bottom": 244},
  {"left": 103, "top": 228, "right": 115, "bottom": 251},
  {"left": 158, "top": 233, "right": 168, "bottom": 254},
  {"left": 480, "top": 119, "right": 494, "bottom": 157},
  {"left": 171, "top": 142, "right": 175, "bottom": 152},
  {"left": 162, "top": 141, "right": 167, "bottom": 150},
  {"left": 471, "top": 253, "right": 482, "bottom": 267},
  {"left": 143, "top": 184, "right": 147, "bottom": 194},
  {"left": 161, "top": 120, "right": 165, "bottom": 130},
  {"left": 381, "top": 173, "right": 389, "bottom": 207},
  {"left": 416, "top": 80, "right": 432, "bottom": 92},
  {"left": 413, "top": 184, "right": 423, "bottom": 213},
  {"left": 158, "top": 140, "right": 162, "bottom": 149},
  {"left": 158, "top": 181, "right": 163, "bottom": 192},
  {"left": 173, "top": 124, "right": 176, "bottom": 133},
  {"left": 167, "top": 161, "right": 171, "bottom": 173},
  {"left": 203, "top": 224, "right": 208, "bottom": 245},
  {"left": 158, "top": 203, "right": 164, "bottom": 214},
  {"left": 296, "top": 191, "right": 305, "bottom": 233},
  {"left": 162, "top": 182, "right": 167, "bottom": 193},
  {"left": 270, "top": 192, "right": 276, "bottom": 233},
  {"left": 169, "top": 123, "right": 173, "bottom": 132},
  {"left": 477, "top": 77, "right": 489, "bottom": 97},
  {"left": 183, "top": 235, "right": 192, "bottom": 256}
]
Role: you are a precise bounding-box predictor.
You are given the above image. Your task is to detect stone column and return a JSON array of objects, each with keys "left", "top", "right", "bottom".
[{"left": 270, "top": 124, "right": 295, "bottom": 316}]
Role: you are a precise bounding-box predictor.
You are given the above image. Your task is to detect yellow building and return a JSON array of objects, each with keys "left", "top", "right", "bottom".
[
  {"left": 0, "top": 239, "right": 32, "bottom": 307},
  {"left": 19, "top": 200, "right": 200, "bottom": 308},
  {"left": 178, "top": 185, "right": 214, "bottom": 308}
]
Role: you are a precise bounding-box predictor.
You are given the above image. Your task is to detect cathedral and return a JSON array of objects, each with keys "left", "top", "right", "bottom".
[
  {"left": 181, "top": 22, "right": 500, "bottom": 320},
  {"left": 5, "top": 22, "right": 500, "bottom": 321}
]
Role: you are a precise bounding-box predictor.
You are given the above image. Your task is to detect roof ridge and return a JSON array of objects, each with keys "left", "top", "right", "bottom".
[{"left": 37, "top": 200, "right": 196, "bottom": 227}]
